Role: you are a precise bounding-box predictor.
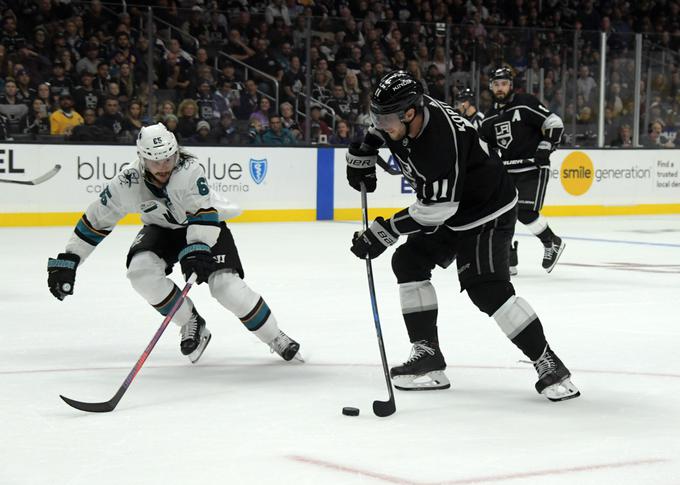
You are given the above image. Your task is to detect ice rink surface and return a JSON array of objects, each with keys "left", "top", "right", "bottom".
[{"left": 1, "top": 215, "right": 679, "bottom": 485}]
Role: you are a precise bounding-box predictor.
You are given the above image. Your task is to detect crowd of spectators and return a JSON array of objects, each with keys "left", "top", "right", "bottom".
[{"left": 0, "top": 0, "right": 679, "bottom": 148}]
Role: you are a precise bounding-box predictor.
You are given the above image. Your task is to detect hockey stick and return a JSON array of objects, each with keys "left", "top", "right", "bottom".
[
  {"left": 360, "top": 182, "right": 396, "bottom": 417},
  {"left": 0, "top": 164, "right": 61, "bottom": 185},
  {"left": 376, "top": 155, "right": 401, "bottom": 176},
  {"left": 60, "top": 273, "right": 198, "bottom": 413}
]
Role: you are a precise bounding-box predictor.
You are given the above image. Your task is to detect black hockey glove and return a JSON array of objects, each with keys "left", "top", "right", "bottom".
[
  {"left": 534, "top": 141, "right": 552, "bottom": 167},
  {"left": 179, "top": 243, "right": 216, "bottom": 284},
  {"left": 351, "top": 217, "right": 399, "bottom": 259},
  {"left": 47, "top": 252, "right": 80, "bottom": 301},
  {"left": 346, "top": 141, "right": 377, "bottom": 192}
]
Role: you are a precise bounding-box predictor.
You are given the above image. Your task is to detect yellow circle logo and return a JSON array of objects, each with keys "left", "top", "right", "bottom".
[{"left": 560, "top": 151, "right": 594, "bottom": 196}]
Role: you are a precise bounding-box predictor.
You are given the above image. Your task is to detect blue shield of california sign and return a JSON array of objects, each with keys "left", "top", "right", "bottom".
[{"left": 249, "top": 158, "right": 268, "bottom": 184}]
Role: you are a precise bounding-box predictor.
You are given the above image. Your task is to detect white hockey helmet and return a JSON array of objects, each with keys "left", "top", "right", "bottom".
[{"left": 136, "top": 123, "right": 178, "bottom": 164}]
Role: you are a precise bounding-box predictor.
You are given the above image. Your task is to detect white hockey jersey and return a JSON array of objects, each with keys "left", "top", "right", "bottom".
[{"left": 65, "top": 155, "right": 242, "bottom": 263}]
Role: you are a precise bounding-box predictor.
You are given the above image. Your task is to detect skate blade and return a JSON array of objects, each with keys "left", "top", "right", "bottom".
[
  {"left": 393, "top": 371, "right": 451, "bottom": 391},
  {"left": 542, "top": 377, "right": 580, "bottom": 401},
  {"left": 291, "top": 351, "right": 305, "bottom": 363},
  {"left": 545, "top": 241, "right": 566, "bottom": 273},
  {"left": 188, "top": 329, "right": 212, "bottom": 364}
]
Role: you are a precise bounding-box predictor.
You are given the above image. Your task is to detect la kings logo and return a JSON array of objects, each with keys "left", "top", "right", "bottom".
[{"left": 494, "top": 121, "right": 513, "bottom": 149}]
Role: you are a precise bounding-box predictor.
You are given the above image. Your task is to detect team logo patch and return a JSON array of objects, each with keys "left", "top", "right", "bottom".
[
  {"left": 118, "top": 168, "right": 140, "bottom": 187},
  {"left": 249, "top": 158, "right": 267, "bottom": 184},
  {"left": 494, "top": 121, "right": 513, "bottom": 149}
]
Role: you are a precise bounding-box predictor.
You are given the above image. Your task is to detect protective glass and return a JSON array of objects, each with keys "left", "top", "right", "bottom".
[{"left": 369, "top": 110, "right": 403, "bottom": 131}]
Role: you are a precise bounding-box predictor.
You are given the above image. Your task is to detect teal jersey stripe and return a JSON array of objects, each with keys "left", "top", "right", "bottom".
[
  {"left": 187, "top": 211, "right": 219, "bottom": 225},
  {"left": 241, "top": 301, "right": 271, "bottom": 331},
  {"left": 75, "top": 218, "right": 106, "bottom": 245},
  {"left": 155, "top": 287, "right": 181, "bottom": 316}
]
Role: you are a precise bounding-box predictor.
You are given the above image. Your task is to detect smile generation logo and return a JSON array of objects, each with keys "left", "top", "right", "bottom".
[{"left": 560, "top": 151, "right": 594, "bottom": 196}]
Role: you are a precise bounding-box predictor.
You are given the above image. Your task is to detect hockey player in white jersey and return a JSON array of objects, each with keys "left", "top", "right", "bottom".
[{"left": 47, "top": 123, "right": 302, "bottom": 363}]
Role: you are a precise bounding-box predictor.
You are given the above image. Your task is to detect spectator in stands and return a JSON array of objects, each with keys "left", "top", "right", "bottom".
[
  {"left": 641, "top": 121, "right": 674, "bottom": 148},
  {"left": 20, "top": 98, "right": 50, "bottom": 136},
  {"left": 213, "top": 80, "right": 237, "bottom": 121},
  {"left": 311, "top": 69, "right": 333, "bottom": 105},
  {"left": 225, "top": 29, "right": 255, "bottom": 62},
  {"left": 93, "top": 60, "right": 111, "bottom": 95},
  {"left": 237, "top": 79, "right": 260, "bottom": 120},
  {"left": 76, "top": 42, "right": 100, "bottom": 76},
  {"left": 218, "top": 61, "right": 242, "bottom": 89},
  {"left": 177, "top": 98, "right": 199, "bottom": 139},
  {"left": 96, "top": 96, "right": 125, "bottom": 139},
  {"left": 190, "top": 119, "right": 214, "bottom": 144},
  {"left": 308, "top": 105, "right": 332, "bottom": 142},
  {"left": 610, "top": 124, "right": 633, "bottom": 148},
  {"left": 213, "top": 112, "right": 246, "bottom": 145},
  {"left": 265, "top": 0, "right": 292, "bottom": 26},
  {"left": 162, "top": 113, "right": 180, "bottom": 139},
  {"left": 577, "top": 65, "right": 597, "bottom": 106},
  {"left": 259, "top": 115, "right": 296, "bottom": 145},
  {"left": 160, "top": 51, "right": 191, "bottom": 100},
  {"left": 328, "top": 119, "right": 352, "bottom": 145},
  {"left": 49, "top": 93, "right": 83, "bottom": 135},
  {"left": 279, "top": 101, "right": 301, "bottom": 140},
  {"left": 47, "top": 61, "right": 75, "bottom": 103},
  {"left": 0, "top": 45, "right": 13, "bottom": 81},
  {"left": 155, "top": 100, "right": 176, "bottom": 123},
  {"left": 15, "top": 69, "right": 35, "bottom": 104},
  {"left": 73, "top": 70, "right": 102, "bottom": 116},
  {"left": 282, "top": 55, "right": 304, "bottom": 104},
  {"left": 82, "top": 109, "right": 97, "bottom": 127},
  {"left": 1, "top": 15, "right": 25, "bottom": 55},
  {"left": 120, "top": 99, "right": 146, "bottom": 141},
  {"left": 249, "top": 97, "right": 273, "bottom": 130},
  {"left": 115, "top": 62, "right": 136, "bottom": 101},
  {"left": 35, "top": 83, "right": 53, "bottom": 114},
  {"left": 194, "top": 80, "right": 215, "bottom": 122},
  {"left": 327, "top": 84, "right": 354, "bottom": 123},
  {"left": 0, "top": 80, "right": 29, "bottom": 134},
  {"left": 248, "top": 117, "right": 265, "bottom": 144}
]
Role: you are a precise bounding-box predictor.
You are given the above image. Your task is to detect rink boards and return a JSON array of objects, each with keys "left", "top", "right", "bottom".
[{"left": 0, "top": 143, "right": 678, "bottom": 226}]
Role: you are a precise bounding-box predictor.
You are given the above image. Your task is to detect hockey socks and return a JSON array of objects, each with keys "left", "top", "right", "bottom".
[{"left": 399, "top": 281, "right": 440, "bottom": 343}]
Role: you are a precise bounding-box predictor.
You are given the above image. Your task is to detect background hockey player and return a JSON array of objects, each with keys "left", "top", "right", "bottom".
[
  {"left": 346, "top": 71, "right": 579, "bottom": 402},
  {"left": 454, "top": 87, "right": 485, "bottom": 130},
  {"left": 47, "top": 123, "right": 302, "bottom": 363},
  {"left": 478, "top": 67, "right": 565, "bottom": 275}
]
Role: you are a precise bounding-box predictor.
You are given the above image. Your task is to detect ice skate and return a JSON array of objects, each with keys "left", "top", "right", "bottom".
[
  {"left": 180, "top": 309, "right": 211, "bottom": 364},
  {"left": 532, "top": 345, "right": 580, "bottom": 401},
  {"left": 390, "top": 340, "right": 450, "bottom": 391},
  {"left": 509, "top": 241, "right": 518, "bottom": 276},
  {"left": 269, "top": 331, "right": 304, "bottom": 362},
  {"left": 542, "top": 236, "right": 565, "bottom": 273}
]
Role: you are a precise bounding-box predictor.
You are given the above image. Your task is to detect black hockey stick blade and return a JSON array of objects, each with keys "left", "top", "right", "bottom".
[
  {"left": 373, "top": 398, "right": 396, "bottom": 417},
  {"left": 60, "top": 386, "right": 125, "bottom": 413},
  {"left": 0, "top": 164, "right": 61, "bottom": 185}
]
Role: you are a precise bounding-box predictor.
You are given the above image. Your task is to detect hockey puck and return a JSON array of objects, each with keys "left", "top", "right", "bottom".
[{"left": 342, "top": 407, "right": 360, "bottom": 416}]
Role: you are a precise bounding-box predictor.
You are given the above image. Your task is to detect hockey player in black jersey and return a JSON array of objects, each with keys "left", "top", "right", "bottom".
[
  {"left": 346, "top": 70, "right": 579, "bottom": 402},
  {"left": 454, "top": 88, "right": 485, "bottom": 130},
  {"left": 479, "top": 67, "right": 566, "bottom": 274}
]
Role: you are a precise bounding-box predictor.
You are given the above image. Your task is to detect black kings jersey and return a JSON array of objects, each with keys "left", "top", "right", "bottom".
[
  {"left": 369, "top": 95, "right": 517, "bottom": 233},
  {"left": 478, "top": 93, "right": 564, "bottom": 172}
]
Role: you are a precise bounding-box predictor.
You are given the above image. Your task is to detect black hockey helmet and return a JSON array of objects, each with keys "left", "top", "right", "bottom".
[
  {"left": 489, "top": 67, "right": 513, "bottom": 87},
  {"left": 370, "top": 70, "right": 424, "bottom": 130},
  {"left": 455, "top": 87, "right": 475, "bottom": 103}
]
